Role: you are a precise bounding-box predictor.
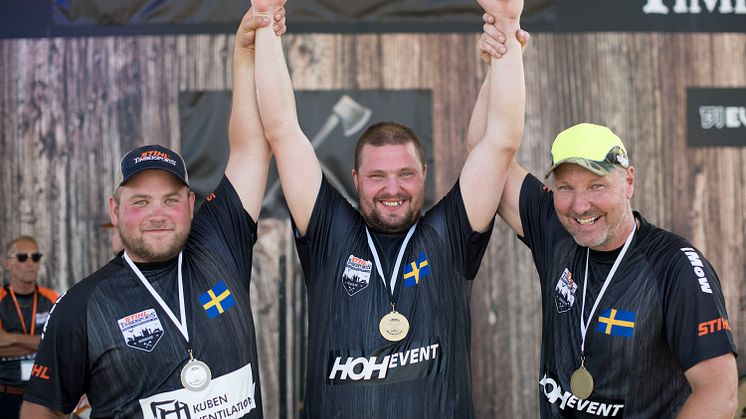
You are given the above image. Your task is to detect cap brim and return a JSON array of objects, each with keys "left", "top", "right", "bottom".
[
  {"left": 545, "top": 158, "right": 615, "bottom": 179},
  {"left": 119, "top": 166, "right": 189, "bottom": 188}
]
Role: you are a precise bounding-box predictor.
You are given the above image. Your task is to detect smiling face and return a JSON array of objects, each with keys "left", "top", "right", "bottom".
[
  {"left": 552, "top": 163, "right": 636, "bottom": 251},
  {"left": 352, "top": 143, "right": 427, "bottom": 233},
  {"left": 109, "top": 169, "right": 195, "bottom": 262}
]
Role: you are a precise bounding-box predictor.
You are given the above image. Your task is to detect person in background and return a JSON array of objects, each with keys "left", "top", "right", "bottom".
[{"left": 1, "top": 236, "right": 58, "bottom": 419}]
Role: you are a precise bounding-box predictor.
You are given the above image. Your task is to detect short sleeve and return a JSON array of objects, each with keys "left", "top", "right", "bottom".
[
  {"left": 518, "top": 174, "right": 569, "bottom": 279},
  {"left": 659, "top": 246, "right": 736, "bottom": 371},
  {"left": 191, "top": 176, "right": 258, "bottom": 280},
  {"left": 23, "top": 288, "right": 89, "bottom": 413}
]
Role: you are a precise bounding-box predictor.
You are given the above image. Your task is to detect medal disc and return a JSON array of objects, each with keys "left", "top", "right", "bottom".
[
  {"left": 181, "top": 359, "right": 212, "bottom": 391},
  {"left": 379, "top": 311, "right": 410, "bottom": 342},
  {"left": 570, "top": 366, "right": 594, "bottom": 399}
]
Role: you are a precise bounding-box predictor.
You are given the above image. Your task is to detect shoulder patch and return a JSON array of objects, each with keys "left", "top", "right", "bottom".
[
  {"left": 554, "top": 268, "right": 577, "bottom": 313},
  {"left": 117, "top": 309, "right": 165, "bottom": 352},
  {"left": 342, "top": 255, "right": 372, "bottom": 296}
]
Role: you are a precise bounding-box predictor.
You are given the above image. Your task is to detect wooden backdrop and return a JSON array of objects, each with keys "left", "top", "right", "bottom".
[{"left": 1, "top": 32, "right": 745, "bottom": 418}]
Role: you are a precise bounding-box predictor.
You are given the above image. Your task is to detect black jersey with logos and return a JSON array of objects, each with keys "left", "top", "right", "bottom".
[
  {"left": 295, "top": 178, "right": 492, "bottom": 419},
  {"left": 0, "top": 285, "right": 58, "bottom": 388},
  {"left": 518, "top": 174, "right": 736, "bottom": 419},
  {"left": 24, "top": 177, "right": 263, "bottom": 419}
]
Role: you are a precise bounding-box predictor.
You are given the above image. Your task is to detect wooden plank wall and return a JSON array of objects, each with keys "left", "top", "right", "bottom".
[{"left": 1, "top": 32, "right": 745, "bottom": 417}]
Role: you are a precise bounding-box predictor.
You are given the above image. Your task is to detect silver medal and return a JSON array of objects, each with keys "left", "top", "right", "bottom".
[{"left": 180, "top": 358, "right": 212, "bottom": 391}]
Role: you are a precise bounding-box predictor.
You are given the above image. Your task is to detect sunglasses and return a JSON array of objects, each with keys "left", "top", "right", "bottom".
[{"left": 8, "top": 253, "right": 43, "bottom": 263}]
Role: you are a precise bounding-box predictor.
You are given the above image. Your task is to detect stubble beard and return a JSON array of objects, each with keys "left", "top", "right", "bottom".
[
  {"left": 566, "top": 202, "right": 632, "bottom": 250},
  {"left": 118, "top": 225, "right": 191, "bottom": 262}
]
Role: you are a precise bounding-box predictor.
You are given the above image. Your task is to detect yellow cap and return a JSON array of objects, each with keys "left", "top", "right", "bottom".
[{"left": 545, "top": 123, "right": 629, "bottom": 179}]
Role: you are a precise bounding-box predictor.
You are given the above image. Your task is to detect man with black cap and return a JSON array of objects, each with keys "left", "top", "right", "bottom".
[
  {"left": 467, "top": 116, "right": 737, "bottom": 415},
  {"left": 20, "top": 9, "right": 285, "bottom": 418}
]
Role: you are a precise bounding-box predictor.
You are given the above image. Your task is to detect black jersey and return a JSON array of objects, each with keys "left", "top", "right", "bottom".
[
  {"left": 518, "top": 174, "right": 736, "bottom": 418},
  {"left": 295, "top": 178, "right": 492, "bottom": 419},
  {"left": 24, "top": 177, "right": 263, "bottom": 419},
  {"left": 0, "top": 285, "right": 58, "bottom": 388}
]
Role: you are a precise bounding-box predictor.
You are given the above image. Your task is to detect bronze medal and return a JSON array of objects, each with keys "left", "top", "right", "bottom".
[
  {"left": 570, "top": 365, "right": 594, "bottom": 399},
  {"left": 379, "top": 310, "right": 410, "bottom": 342}
]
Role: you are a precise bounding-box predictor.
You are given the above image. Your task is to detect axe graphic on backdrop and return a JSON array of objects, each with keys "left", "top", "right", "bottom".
[{"left": 263, "top": 94, "right": 373, "bottom": 208}]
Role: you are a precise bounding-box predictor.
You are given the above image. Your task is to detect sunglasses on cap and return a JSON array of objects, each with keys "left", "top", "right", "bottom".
[{"left": 8, "top": 253, "right": 43, "bottom": 263}]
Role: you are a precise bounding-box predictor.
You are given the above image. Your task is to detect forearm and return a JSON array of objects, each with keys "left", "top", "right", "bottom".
[
  {"left": 484, "top": 17, "right": 524, "bottom": 145},
  {"left": 466, "top": 73, "right": 490, "bottom": 152},
  {"left": 230, "top": 41, "right": 270, "bottom": 160},
  {"left": 254, "top": 12, "right": 303, "bottom": 144},
  {"left": 21, "top": 402, "right": 66, "bottom": 419},
  {"left": 0, "top": 333, "right": 40, "bottom": 355}
]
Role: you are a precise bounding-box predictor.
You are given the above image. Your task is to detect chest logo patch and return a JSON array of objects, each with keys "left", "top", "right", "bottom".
[
  {"left": 596, "top": 308, "right": 636, "bottom": 337},
  {"left": 117, "top": 309, "right": 165, "bottom": 352},
  {"left": 403, "top": 251, "right": 431, "bottom": 288},
  {"left": 342, "top": 255, "right": 372, "bottom": 296},
  {"left": 199, "top": 281, "right": 237, "bottom": 319},
  {"left": 554, "top": 268, "right": 577, "bottom": 313}
]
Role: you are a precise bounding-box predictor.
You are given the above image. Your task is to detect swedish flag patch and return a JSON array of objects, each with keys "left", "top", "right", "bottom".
[{"left": 198, "top": 281, "right": 236, "bottom": 319}]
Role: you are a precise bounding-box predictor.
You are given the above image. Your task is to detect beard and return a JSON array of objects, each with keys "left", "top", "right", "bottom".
[
  {"left": 118, "top": 224, "right": 191, "bottom": 262},
  {"left": 563, "top": 202, "right": 632, "bottom": 250},
  {"left": 361, "top": 192, "right": 422, "bottom": 233},
  {"left": 364, "top": 206, "right": 420, "bottom": 233}
]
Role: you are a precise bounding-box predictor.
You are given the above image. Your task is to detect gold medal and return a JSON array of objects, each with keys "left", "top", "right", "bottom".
[
  {"left": 570, "top": 364, "right": 594, "bottom": 399},
  {"left": 379, "top": 310, "right": 410, "bottom": 342}
]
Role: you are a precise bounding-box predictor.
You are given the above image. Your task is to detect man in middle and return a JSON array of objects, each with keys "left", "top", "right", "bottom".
[{"left": 249, "top": 0, "right": 525, "bottom": 416}]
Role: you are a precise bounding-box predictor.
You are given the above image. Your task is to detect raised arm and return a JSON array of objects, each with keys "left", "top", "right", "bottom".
[
  {"left": 253, "top": 0, "right": 322, "bottom": 235},
  {"left": 460, "top": 0, "right": 526, "bottom": 233},
  {"left": 225, "top": 8, "right": 283, "bottom": 220}
]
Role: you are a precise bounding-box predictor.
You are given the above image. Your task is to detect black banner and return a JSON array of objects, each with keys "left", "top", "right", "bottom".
[
  {"left": 2, "top": 0, "right": 745, "bottom": 38},
  {"left": 687, "top": 88, "right": 746, "bottom": 147},
  {"left": 178, "top": 89, "right": 434, "bottom": 217}
]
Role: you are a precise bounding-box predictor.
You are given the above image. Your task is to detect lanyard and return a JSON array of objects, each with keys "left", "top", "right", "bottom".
[
  {"left": 124, "top": 252, "right": 189, "bottom": 343},
  {"left": 8, "top": 287, "right": 38, "bottom": 335},
  {"left": 365, "top": 223, "right": 417, "bottom": 297},
  {"left": 579, "top": 225, "right": 636, "bottom": 354}
]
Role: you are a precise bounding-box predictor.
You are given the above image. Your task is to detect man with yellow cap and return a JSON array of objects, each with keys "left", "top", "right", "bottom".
[{"left": 467, "top": 115, "right": 737, "bottom": 416}]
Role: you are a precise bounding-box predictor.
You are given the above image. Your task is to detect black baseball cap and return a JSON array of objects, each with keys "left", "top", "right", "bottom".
[{"left": 115, "top": 144, "right": 189, "bottom": 188}]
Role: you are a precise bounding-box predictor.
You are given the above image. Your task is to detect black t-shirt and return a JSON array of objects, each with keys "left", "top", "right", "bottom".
[
  {"left": 295, "top": 178, "right": 493, "bottom": 419},
  {"left": 24, "top": 176, "right": 263, "bottom": 418},
  {"left": 0, "top": 285, "right": 58, "bottom": 387},
  {"left": 519, "top": 174, "right": 736, "bottom": 418}
]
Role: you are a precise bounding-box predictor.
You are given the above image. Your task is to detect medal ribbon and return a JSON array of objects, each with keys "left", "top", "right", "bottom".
[
  {"left": 579, "top": 225, "right": 636, "bottom": 354},
  {"left": 8, "top": 286, "right": 38, "bottom": 335},
  {"left": 124, "top": 252, "right": 189, "bottom": 343},
  {"left": 365, "top": 223, "right": 417, "bottom": 297}
]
